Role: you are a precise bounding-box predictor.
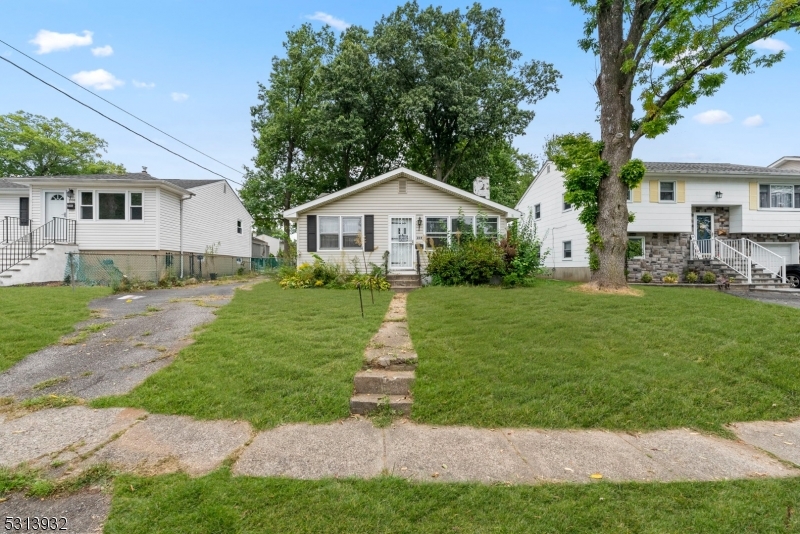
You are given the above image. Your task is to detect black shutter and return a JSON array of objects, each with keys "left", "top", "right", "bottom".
[
  {"left": 19, "top": 197, "right": 29, "bottom": 226},
  {"left": 364, "top": 215, "right": 374, "bottom": 251},
  {"left": 307, "top": 215, "right": 317, "bottom": 252}
]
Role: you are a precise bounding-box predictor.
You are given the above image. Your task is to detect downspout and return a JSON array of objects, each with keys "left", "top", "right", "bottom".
[{"left": 179, "top": 196, "right": 185, "bottom": 278}]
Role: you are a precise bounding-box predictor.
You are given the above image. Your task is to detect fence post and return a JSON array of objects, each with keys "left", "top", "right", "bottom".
[{"left": 69, "top": 252, "right": 76, "bottom": 291}]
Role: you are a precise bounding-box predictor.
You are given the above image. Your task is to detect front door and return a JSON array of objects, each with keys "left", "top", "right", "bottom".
[
  {"left": 390, "top": 217, "right": 413, "bottom": 271},
  {"left": 694, "top": 213, "right": 714, "bottom": 258},
  {"left": 44, "top": 191, "right": 66, "bottom": 239}
]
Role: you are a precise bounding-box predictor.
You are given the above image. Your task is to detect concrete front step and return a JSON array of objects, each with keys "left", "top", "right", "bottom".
[
  {"left": 350, "top": 394, "right": 412, "bottom": 415},
  {"left": 364, "top": 347, "right": 418, "bottom": 371},
  {"left": 354, "top": 370, "right": 414, "bottom": 395}
]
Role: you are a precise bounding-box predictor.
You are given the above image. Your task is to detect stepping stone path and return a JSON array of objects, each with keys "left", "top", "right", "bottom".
[{"left": 350, "top": 292, "right": 416, "bottom": 415}]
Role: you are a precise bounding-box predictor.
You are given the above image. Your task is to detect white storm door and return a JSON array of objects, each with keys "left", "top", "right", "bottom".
[
  {"left": 390, "top": 217, "right": 413, "bottom": 270},
  {"left": 44, "top": 191, "right": 67, "bottom": 238}
]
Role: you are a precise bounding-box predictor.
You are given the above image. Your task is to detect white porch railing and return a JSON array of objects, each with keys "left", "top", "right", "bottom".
[
  {"left": 720, "top": 238, "right": 786, "bottom": 283},
  {"left": 689, "top": 237, "right": 787, "bottom": 284}
]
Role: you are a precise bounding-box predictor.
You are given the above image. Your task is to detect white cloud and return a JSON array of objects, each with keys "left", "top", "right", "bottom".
[
  {"left": 91, "top": 45, "right": 113, "bottom": 57},
  {"left": 30, "top": 30, "right": 93, "bottom": 54},
  {"left": 132, "top": 79, "right": 155, "bottom": 89},
  {"left": 306, "top": 11, "right": 351, "bottom": 31},
  {"left": 71, "top": 69, "right": 124, "bottom": 90},
  {"left": 752, "top": 37, "right": 791, "bottom": 53},
  {"left": 171, "top": 92, "right": 189, "bottom": 102},
  {"left": 743, "top": 114, "right": 765, "bottom": 127},
  {"left": 693, "top": 109, "right": 733, "bottom": 125}
]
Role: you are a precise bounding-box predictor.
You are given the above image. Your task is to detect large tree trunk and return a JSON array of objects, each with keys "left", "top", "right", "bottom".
[{"left": 593, "top": 0, "right": 634, "bottom": 289}]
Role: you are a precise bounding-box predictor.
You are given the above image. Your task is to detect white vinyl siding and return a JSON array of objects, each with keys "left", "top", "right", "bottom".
[
  {"left": 0, "top": 193, "right": 27, "bottom": 222},
  {"left": 177, "top": 181, "right": 253, "bottom": 257},
  {"left": 158, "top": 189, "right": 181, "bottom": 252},
  {"left": 297, "top": 177, "right": 508, "bottom": 270}
]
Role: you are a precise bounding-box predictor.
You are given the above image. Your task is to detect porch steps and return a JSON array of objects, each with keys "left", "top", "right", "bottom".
[
  {"left": 0, "top": 245, "right": 57, "bottom": 286},
  {"left": 686, "top": 259, "right": 787, "bottom": 288},
  {"left": 387, "top": 273, "right": 421, "bottom": 291},
  {"left": 350, "top": 293, "right": 416, "bottom": 416}
]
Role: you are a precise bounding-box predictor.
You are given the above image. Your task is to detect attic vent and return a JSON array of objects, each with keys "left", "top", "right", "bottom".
[{"left": 398, "top": 179, "right": 407, "bottom": 194}]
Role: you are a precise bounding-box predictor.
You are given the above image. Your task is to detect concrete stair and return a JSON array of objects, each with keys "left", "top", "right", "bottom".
[
  {"left": 386, "top": 273, "right": 421, "bottom": 291},
  {"left": 687, "top": 259, "right": 789, "bottom": 289},
  {"left": 350, "top": 293, "right": 416, "bottom": 416},
  {"left": 0, "top": 245, "right": 73, "bottom": 286}
]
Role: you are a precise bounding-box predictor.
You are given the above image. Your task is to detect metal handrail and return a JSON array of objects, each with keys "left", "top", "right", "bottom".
[
  {"left": 720, "top": 238, "right": 786, "bottom": 283},
  {"left": 2, "top": 216, "right": 33, "bottom": 244},
  {"left": 0, "top": 217, "right": 76, "bottom": 274}
]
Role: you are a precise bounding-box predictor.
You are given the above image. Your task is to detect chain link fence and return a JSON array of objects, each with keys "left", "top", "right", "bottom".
[
  {"left": 65, "top": 252, "right": 252, "bottom": 287},
  {"left": 251, "top": 257, "right": 287, "bottom": 273}
]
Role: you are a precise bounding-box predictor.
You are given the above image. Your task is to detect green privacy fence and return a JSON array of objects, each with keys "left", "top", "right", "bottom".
[{"left": 65, "top": 252, "right": 253, "bottom": 286}]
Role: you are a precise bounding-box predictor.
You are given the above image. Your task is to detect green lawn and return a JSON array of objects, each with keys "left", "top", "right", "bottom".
[
  {"left": 407, "top": 282, "right": 800, "bottom": 434},
  {"left": 93, "top": 282, "right": 392, "bottom": 429},
  {"left": 105, "top": 469, "right": 800, "bottom": 533},
  {"left": 0, "top": 286, "right": 110, "bottom": 371}
]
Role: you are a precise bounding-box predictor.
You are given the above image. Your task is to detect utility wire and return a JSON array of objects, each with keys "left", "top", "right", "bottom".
[
  {"left": 0, "top": 54, "right": 244, "bottom": 186},
  {"left": 0, "top": 37, "right": 244, "bottom": 176}
]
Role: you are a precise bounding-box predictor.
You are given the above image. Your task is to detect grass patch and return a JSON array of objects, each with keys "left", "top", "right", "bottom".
[
  {"left": 104, "top": 469, "right": 800, "bottom": 533},
  {"left": 21, "top": 394, "right": 83, "bottom": 410},
  {"left": 93, "top": 282, "right": 392, "bottom": 429},
  {"left": 0, "top": 464, "right": 114, "bottom": 498},
  {"left": 0, "top": 286, "right": 110, "bottom": 371},
  {"left": 407, "top": 282, "right": 800, "bottom": 434},
  {"left": 32, "top": 376, "right": 69, "bottom": 391}
]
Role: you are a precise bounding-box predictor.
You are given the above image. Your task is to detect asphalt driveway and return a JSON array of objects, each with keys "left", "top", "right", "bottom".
[{"left": 0, "top": 281, "right": 249, "bottom": 401}]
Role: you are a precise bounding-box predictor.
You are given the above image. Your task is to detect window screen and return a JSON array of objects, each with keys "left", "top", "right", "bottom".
[
  {"left": 130, "top": 192, "right": 143, "bottom": 220},
  {"left": 319, "top": 216, "right": 340, "bottom": 250},
  {"left": 342, "top": 217, "right": 362, "bottom": 249}
]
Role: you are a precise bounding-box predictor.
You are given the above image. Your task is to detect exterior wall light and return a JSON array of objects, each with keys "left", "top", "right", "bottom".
[
  {"left": 715, "top": 191, "right": 723, "bottom": 199},
  {"left": 417, "top": 216, "right": 423, "bottom": 232}
]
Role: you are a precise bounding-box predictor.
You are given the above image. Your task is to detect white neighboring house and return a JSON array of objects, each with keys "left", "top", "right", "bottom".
[
  {"left": 283, "top": 167, "right": 520, "bottom": 275},
  {"left": 517, "top": 159, "right": 800, "bottom": 284},
  {"left": 0, "top": 173, "right": 253, "bottom": 286}
]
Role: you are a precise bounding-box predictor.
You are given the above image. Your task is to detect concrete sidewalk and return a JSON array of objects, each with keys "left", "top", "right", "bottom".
[{"left": 1, "top": 406, "right": 798, "bottom": 484}]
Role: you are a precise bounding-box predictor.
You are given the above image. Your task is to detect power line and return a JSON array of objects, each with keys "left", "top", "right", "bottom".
[
  {"left": 0, "top": 37, "right": 245, "bottom": 176},
  {"left": 0, "top": 54, "right": 244, "bottom": 186}
]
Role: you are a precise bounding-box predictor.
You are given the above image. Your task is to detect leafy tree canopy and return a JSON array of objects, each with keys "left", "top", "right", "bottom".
[
  {"left": 242, "top": 2, "right": 559, "bottom": 237},
  {"left": 0, "top": 111, "right": 125, "bottom": 176}
]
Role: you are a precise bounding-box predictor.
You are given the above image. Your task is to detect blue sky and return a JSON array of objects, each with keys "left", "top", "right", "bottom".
[{"left": 1, "top": 0, "right": 798, "bottom": 184}]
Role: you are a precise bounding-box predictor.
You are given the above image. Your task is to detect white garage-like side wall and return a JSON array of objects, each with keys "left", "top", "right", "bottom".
[{"left": 179, "top": 181, "right": 253, "bottom": 258}]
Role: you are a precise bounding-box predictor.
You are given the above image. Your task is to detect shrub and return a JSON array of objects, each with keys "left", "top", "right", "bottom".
[
  {"left": 640, "top": 272, "right": 653, "bottom": 283},
  {"left": 685, "top": 271, "right": 699, "bottom": 283},
  {"left": 703, "top": 272, "right": 717, "bottom": 284},
  {"left": 427, "top": 238, "right": 506, "bottom": 286},
  {"left": 279, "top": 255, "right": 390, "bottom": 290},
  {"left": 663, "top": 272, "right": 679, "bottom": 284}
]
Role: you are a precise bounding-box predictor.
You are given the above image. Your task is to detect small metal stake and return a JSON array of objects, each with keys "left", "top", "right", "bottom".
[{"left": 358, "top": 283, "right": 364, "bottom": 318}]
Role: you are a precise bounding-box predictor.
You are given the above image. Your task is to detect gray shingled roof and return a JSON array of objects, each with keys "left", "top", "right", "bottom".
[
  {"left": 0, "top": 179, "right": 25, "bottom": 189},
  {"left": 163, "top": 179, "right": 224, "bottom": 189},
  {"left": 644, "top": 162, "right": 800, "bottom": 175},
  {"left": 9, "top": 172, "right": 160, "bottom": 181}
]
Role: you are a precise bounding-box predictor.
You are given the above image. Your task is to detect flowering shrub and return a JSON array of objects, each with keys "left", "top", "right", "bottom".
[
  {"left": 663, "top": 272, "right": 679, "bottom": 284},
  {"left": 279, "top": 255, "right": 390, "bottom": 290}
]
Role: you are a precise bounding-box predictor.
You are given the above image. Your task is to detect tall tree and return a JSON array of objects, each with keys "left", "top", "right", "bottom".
[
  {"left": 311, "top": 26, "right": 401, "bottom": 191},
  {"left": 241, "top": 24, "right": 334, "bottom": 249},
  {"left": 373, "top": 1, "right": 560, "bottom": 182},
  {"left": 567, "top": 0, "right": 800, "bottom": 289},
  {"left": 0, "top": 111, "right": 125, "bottom": 176}
]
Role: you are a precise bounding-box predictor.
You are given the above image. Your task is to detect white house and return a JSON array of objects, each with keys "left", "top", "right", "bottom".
[
  {"left": 1, "top": 172, "right": 253, "bottom": 286},
  {"left": 517, "top": 159, "right": 800, "bottom": 283},
  {"left": 283, "top": 167, "right": 520, "bottom": 275}
]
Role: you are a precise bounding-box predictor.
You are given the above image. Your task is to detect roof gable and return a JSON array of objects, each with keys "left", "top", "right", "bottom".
[{"left": 283, "top": 167, "right": 521, "bottom": 220}]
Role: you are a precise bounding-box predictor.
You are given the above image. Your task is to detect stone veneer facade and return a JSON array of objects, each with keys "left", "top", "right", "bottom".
[{"left": 626, "top": 206, "right": 800, "bottom": 282}]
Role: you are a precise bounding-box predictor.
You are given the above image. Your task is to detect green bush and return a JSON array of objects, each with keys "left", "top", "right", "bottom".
[
  {"left": 640, "top": 272, "right": 653, "bottom": 283},
  {"left": 279, "top": 255, "right": 390, "bottom": 290},
  {"left": 703, "top": 272, "right": 717, "bottom": 284},
  {"left": 427, "top": 238, "right": 506, "bottom": 286},
  {"left": 685, "top": 271, "right": 698, "bottom": 283}
]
